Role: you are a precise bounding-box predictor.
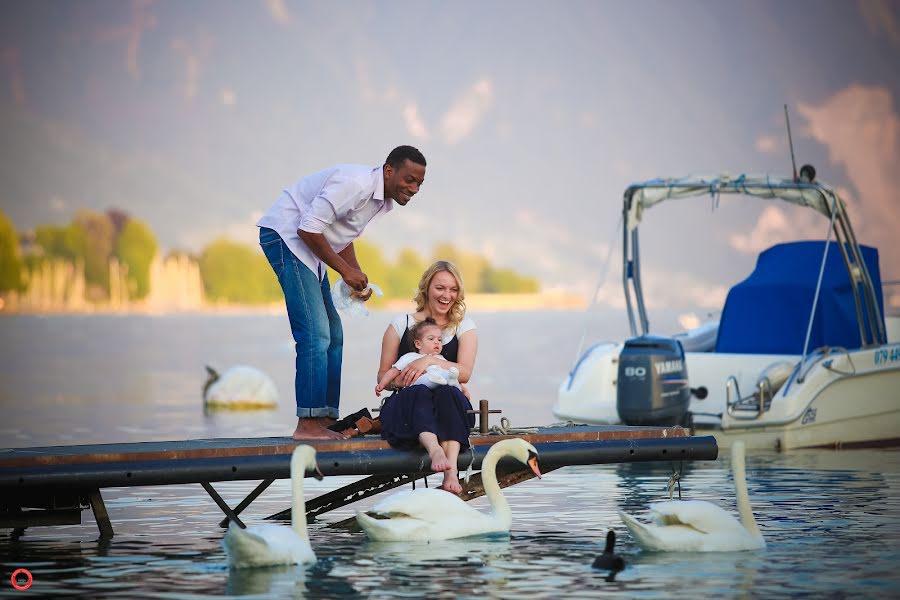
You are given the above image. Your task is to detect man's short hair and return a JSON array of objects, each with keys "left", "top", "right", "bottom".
[{"left": 386, "top": 145, "right": 426, "bottom": 168}]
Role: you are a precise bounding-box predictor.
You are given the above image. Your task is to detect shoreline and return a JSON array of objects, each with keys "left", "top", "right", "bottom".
[{"left": 0, "top": 292, "right": 589, "bottom": 316}]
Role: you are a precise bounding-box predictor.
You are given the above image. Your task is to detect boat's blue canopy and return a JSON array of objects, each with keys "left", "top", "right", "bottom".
[{"left": 716, "top": 241, "right": 885, "bottom": 354}]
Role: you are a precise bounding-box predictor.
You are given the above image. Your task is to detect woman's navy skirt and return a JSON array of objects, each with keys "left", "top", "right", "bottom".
[{"left": 379, "top": 385, "right": 476, "bottom": 450}]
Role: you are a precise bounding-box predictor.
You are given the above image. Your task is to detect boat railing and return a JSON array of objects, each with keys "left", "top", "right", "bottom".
[
  {"left": 797, "top": 346, "right": 856, "bottom": 380},
  {"left": 725, "top": 375, "right": 774, "bottom": 420},
  {"left": 620, "top": 176, "right": 887, "bottom": 352}
]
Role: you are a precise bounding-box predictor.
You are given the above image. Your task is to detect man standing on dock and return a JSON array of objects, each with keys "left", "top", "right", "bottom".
[{"left": 257, "top": 146, "right": 427, "bottom": 440}]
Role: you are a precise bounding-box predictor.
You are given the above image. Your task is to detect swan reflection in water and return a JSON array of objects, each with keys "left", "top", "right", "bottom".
[
  {"left": 354, "top": 536, "right": 512, "bottom": 565},
  {"left": 226, "top": 564, "right": 307, "bottom": 597}
]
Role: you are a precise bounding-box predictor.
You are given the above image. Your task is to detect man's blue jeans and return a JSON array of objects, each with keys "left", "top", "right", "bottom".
[{"left": 259, "top": 227, "right": 342, "bottom": 419}]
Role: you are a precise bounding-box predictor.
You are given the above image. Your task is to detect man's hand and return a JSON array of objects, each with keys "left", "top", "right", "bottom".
[
  {"left": 341, "top": 268, "right": 368, "bottom": 292},
  {"left": 351, "top": 287, "right": 374, "bottom": 302}
]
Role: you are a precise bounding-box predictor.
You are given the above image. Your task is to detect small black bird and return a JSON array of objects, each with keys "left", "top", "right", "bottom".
[{"left": 592, "top": 529, "right": 626, "bottom": 579}]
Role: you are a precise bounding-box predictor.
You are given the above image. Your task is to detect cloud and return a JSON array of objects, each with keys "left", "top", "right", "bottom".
[
  {"left": 439, "top": 78, "right": 495, "bottom": 145},
  {"left": 579, "top": 111, "right": 599, "bottom": 129},
  {"left": 353, "top": 64, "right": 493, "bottom": 146},
  {"left": 858, "top": 0, "right": 900, "bottom": 47},
  {"left": 265, "top": 0, "right": 293, "bottom": 26},
  {"left": 221, "top": 88, "right": 236, "bottom": 107},
  {"left": 728, "top": 205, "right": 826, "bottom": 254},
  {"left": 504, "top": 209, "right": 734, "bottom": 311},
  {"left": 389, "top": 209, "right": 430, "bottom": 232},
  {"left": 640, "top": 270, "right": 729, "bottom": 311},
  {"left": 403, "top": 103, "right": 429, "bottom": 140},
  {"left": 171, "top": 32, "right": 213, "bottom": 101},
  {"left": 181, "top": 211, "right": 263, "bottom": 251},
  {"left": 354, "top": 58, "right": 425, "bottom": 138},
  {"left": 354, "top": 58, "right": 378, "bottom": 103},
  {"left": 576, "top": 260, "right": 728, "bottom": 312},
  {"left": 92, "top": 0, "right": 157, "bottom": 80},
  {"left": 796, "top": 84, "right": 900, "bottom": 279},
  {"left": 754, "top": 134, "right": 780, "bottom": 154},
  {"left": 0, "top": 47, "right": 26, "bottom": 106},
  {"left": 501, "top": 208, "right": 723, "bottom": 310}
]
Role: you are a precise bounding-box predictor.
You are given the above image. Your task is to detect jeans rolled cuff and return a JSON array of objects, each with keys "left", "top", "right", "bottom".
[{"left": 296, "top": 407, "right": 339, "bottom": 419}]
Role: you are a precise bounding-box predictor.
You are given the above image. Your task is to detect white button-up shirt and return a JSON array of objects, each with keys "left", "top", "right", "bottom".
[{"left": 257, "top": 165, "right": 393, "bottom": 280}]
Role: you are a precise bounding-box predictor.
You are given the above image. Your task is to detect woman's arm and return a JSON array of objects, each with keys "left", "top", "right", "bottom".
[
  {"left": 378, "top": 325, "right": 402, "bottom": 385},
  {"left": 398, "top": 329, "right": 478, "bottom": 386},
  {"left": 453, "top": 329, "right": 478, "bottom": 384}
]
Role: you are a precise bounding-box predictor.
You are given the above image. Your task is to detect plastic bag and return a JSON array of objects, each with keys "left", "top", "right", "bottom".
[{"left": 331, "top": 278, "right": 384, "bottom": 318}]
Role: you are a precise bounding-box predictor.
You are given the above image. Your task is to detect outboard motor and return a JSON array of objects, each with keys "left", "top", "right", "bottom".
[{"left": 616, "top": 335, "right": 690, "bottom": 426}]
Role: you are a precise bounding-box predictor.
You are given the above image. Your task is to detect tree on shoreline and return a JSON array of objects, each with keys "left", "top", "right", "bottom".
[
  {"left": 115, "top": 218, "right": 158, "bottom": 300},
  {"left": 199, "top": 239, "right": 282, "bottom": 304},
  {"left": 0, "top": 210, "right": 25, "bottom": 293},
  {"left": 9, "top": 211, "right": 542, "bottom": 306}
]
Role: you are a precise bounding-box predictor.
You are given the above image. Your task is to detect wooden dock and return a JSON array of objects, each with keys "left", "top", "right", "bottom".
[{"left": 0, "top": 424, "right": 717, "bottom": 538}]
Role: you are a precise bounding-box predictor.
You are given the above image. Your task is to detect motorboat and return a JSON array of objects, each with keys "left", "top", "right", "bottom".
[{"left": 554, "top": 172, "right": 900, "bottom": 450}]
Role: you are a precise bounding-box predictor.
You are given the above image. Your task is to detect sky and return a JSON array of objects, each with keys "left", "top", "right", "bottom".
[{"left": 1, "top": 0, "right": 899, "bottom": 314}]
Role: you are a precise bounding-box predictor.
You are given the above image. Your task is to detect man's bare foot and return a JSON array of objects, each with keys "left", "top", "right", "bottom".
[
  {"left": 441, "top": 470, "right": 462, "bottom": 494},
  {"left": 428, "top": 446, "right": 452, "bottom": 472},
  {"left": 292, "top": 418, "right": 349, "bottom": 440}
]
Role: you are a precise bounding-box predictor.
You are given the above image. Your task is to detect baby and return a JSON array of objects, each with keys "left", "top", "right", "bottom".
[{"left": 376, "top": 318, "right": 460, "bottom": 396}]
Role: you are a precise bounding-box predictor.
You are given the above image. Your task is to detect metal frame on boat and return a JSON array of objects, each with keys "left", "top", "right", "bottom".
[{"left": 555, "top": 174, "right": 900, "bottom": 450}]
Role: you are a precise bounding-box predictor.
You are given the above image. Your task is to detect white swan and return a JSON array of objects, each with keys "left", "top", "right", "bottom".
[
  {"left": 204, "top": 365, "right": 278, "bottom": 410},
  {"left": 618, "top": 440, "right": 765, "bottom": 552},
  {"left": 355, "top": 438, "right": 542, "bottom": 541},
  {"left": 223, "top": 445, "right": 322, "bottom": 568}
]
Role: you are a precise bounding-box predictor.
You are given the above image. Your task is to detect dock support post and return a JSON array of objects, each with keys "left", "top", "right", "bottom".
[
  {"left": 266, "top": 473, "right": 424, "bottom": 524},
  {"left": 201, "top": 482, "right": 246, "bottom": 529},
  {"left": 88, "top": 489, "right": 114, "bottom": 539},
  {"left": 468, "top": 399, "right": 502, "bottom": 434},
  {"left": 216, "top": 479, "right": 275, "bottom": 528}
]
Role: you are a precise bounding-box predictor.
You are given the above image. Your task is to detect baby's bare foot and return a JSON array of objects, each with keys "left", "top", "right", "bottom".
[
  {"left": 441, "top": 470, "right": 462, "bottom": 494},
  {"left": 428, "top": 446, "right": 452, "bottom": 472}
]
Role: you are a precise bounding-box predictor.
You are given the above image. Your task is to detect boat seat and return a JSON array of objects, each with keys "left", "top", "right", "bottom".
[{"left": 755, "top": 360, "right": 796, "bottom": 406}]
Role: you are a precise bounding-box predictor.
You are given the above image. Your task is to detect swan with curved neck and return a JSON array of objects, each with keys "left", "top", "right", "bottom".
[
  {"left": 356, "top": 438, "right": 542, "bottom": 541},
  {"left": 223, "top": 445, "right": 322, "bottom": 568},
  {"left": 618, "top": 440, "right": 765, "bottom": 552}
]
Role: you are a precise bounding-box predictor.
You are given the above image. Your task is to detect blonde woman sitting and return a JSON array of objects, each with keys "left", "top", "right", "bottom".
[{"left": 377, "top": 261, "right": 477, "bottom": 494}]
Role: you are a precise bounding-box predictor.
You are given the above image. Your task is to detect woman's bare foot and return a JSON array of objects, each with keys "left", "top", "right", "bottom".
[
  {"left": 292, "top": 417, "right": 349, "bottom": 440},
  {"left": 441, "top": 470, "right": 462, "bottom": 494},
  {"left": 428, "top": 446, "right": 452, "bottom": 472}
]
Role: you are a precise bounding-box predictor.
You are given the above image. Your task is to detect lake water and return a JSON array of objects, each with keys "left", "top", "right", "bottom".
[{"left": 1, "top": 312, "right": 899, "bottom": 598}]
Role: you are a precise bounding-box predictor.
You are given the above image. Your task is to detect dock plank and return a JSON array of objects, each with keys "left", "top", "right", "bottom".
[{"left": 0, "top": 424, "right": 691, "bottom": 469}]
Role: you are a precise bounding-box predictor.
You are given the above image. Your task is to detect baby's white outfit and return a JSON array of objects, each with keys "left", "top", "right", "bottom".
[{"left": 393, "top": 352, "right": 460, "bottom": 389}]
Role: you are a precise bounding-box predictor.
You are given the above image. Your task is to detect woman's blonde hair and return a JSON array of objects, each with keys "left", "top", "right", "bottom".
[{"left": 413, "top": 260, "right": 466, "bottom": 331}]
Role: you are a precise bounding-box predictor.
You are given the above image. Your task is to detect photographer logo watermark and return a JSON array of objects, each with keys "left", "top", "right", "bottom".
[{"left": 10, "top": 568, "right": 33, "bottom": 591}]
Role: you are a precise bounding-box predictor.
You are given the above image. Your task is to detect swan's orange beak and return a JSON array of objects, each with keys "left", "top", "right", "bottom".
[
  {"left": 312, "top": 464, "right": 324, "bottom": 481},
  {"left": 527, "top": 451, "right": 542, "bottom": 479}
]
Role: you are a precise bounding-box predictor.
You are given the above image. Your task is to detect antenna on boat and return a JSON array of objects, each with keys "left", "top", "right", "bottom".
[{"left": 784, "top": 104, "right": 798, "bottom": 182}]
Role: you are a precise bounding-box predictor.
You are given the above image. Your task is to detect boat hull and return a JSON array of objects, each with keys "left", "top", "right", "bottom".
[{"left": 556, "top": 342, "right": 900, "bottom": 451}]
